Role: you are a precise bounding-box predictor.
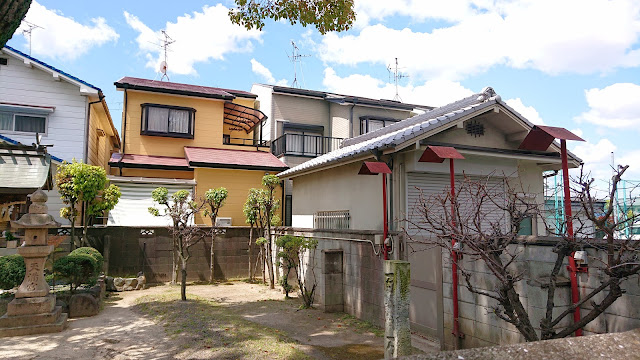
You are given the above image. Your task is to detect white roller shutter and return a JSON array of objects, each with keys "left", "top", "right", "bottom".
[
  {"left": 406, "top": 172, "right": 507, "bottom": 236},
  {"left": 108, "top": 183, "right": 194, "bottom": 226}
]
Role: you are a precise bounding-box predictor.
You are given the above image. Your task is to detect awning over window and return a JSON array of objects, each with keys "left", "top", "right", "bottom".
[
  {"left": 223, "top": 102, "right": 267, "bottom": 133},
  {"left": 0, "top": 102, "right": 55, "bottom": 115}
]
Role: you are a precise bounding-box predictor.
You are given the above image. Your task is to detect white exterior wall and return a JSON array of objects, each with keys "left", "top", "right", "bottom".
[
  {"left": 291, "top": 161, "right": 382, "bottom": 230},
  {"left": 0, "top": 51, "right": 88, "bottom": 162},
  {"left": 250, "top": 84, "right": 274, "bottom": 142}
]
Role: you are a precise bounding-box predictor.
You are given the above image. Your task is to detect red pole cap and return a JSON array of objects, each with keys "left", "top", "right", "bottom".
[
  {"left": 518, "top": 125, "right": 585, "bottom": 151},
  {"left": 419, "top": 145, "right": 465, "bottom": 163},
  {"left": 358, "top": 161, "right": 392, "bottom": 175}
]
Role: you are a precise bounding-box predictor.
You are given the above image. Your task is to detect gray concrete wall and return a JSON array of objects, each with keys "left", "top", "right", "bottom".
[
  {"left": 291, "top": 229, "right": 387, "bottom": 327},
  {"left": 439, "top": 239, "right": 640, "bottom": 349}
]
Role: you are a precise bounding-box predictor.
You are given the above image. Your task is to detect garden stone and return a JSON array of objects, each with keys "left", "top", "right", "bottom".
[
  {"left": 105, "top": 276, "right": 116, "bottom": 291},
  {"left": 124, "top": 278, "right": 138, "bottom": 291},
  {"left": 113, "top": 277, "right": 125, "bottom": 291},
  {"left": 69, "top": 293, "right": 99, "bottom": 318},
  {"left": 135, "top": 275, "right": 146, "bottom": 290},
  {"left": 55, "top": 299, "right": 69, "bottom": 314},
  {"left": 88, "top": 285, "right": 102, "bottom": 300}
]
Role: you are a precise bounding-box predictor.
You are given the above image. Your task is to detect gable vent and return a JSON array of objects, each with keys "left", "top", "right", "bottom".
[
  {"left": 465, "top": 120, "right": 484, "bottom": 137},
  {"left": 0, "top": 58, "right": 7, "bottom": 66}
]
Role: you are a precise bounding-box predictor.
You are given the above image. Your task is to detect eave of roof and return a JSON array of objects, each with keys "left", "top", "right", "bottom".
[
  {"left": 184, "top": 147, "right": 288, "bottom": 171},
  {"left": 115, "top": 77, "right": 257, "bottom": 100},
  {"left": 277, "top": 87, "right": 582, "bottom": 179},
  {"left": 266, "top": 84, "right": 433, "bottom": 111},
  {"left": 2, "top": 46, "right": 100, "bottom": 93},
  {"left": 0, "top": 134, "right": 64, "bottom": 163}
]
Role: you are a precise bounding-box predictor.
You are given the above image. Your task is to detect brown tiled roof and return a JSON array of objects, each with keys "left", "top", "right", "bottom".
[
  {"left": 109, "top": 153, "right": 190, "bottom": 170},
  {"left": 114, "top": 77, "right": 257, "bottom": 99},
  {"left": 184, "top": 147, "right": 288, "bottom": 171}
]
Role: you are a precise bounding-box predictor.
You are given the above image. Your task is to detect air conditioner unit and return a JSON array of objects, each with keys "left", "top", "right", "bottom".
[{"left": 215, "top": 217, "right": 232, "bottom": 227}]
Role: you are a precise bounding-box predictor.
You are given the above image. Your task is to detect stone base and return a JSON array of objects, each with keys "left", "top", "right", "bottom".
[
  {"left": 7, "top": 294, "right": 56, "bottom": 316},
  {"left": 0, "top": 307, "right": 67, "bottom": 337}
]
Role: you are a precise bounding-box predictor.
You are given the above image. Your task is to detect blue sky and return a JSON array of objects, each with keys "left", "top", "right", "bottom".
[{"left": 6, "top": 0, "right": 640, "bottom": 183}]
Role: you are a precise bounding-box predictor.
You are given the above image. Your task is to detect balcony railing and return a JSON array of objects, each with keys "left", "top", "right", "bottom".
[
  {"left": 223, "top": 135, "right": 269, "bottom": 148},
  {"left": 271, "top": 133, "right": 343, "bottom": 157}
]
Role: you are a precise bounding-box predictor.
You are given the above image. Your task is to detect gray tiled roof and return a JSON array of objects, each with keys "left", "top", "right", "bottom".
[{"left": 278, "top": 87, "right": 581, "bottom": 178}]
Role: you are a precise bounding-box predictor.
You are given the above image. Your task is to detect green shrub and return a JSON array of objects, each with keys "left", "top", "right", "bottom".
[
  {"left": 0, "top": 255, "right": 25, "bottom": 290},
  {"left": 53, "top": 254, "right": 98, "bottom": 292},
  {"left": 70, "top": 247, "right": 104, "bottom": 273}
]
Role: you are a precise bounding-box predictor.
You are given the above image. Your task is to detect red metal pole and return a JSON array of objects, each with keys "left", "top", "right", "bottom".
[
  {"left": 383, "top": 173, "right": 389, "bottom": 260},
  {"left": 561, "top": 139, "right": 582, "bottom": 337},
  {"left": 450, "top": 158, "right": 460, "bottom": 342}
]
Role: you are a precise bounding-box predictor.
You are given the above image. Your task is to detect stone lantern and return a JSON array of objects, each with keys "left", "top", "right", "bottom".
[{"left": 0, "top": 189, "right": 67, "bottom": 336}]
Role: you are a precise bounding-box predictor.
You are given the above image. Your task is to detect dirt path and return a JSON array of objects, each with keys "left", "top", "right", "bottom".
[
  {"left": 0, "top": 291, "right": 175, "bottom": 360},
  {"left": 0, "top": 282, "right": 436, "bottom": 359}
]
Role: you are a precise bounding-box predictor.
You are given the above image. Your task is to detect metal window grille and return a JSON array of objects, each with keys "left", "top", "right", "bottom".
[{"left": 314, "top": 210, "right": 350, "bottom": 229}]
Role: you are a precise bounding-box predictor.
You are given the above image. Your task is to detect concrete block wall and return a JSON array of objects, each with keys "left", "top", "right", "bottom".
[
  {"left": 56, "top": 226, "right": 260, "bottom": 282},
  {"left": 441, "top": 239, "right": 640, "bottom": 349},
  {"left": 293, "top": 229, "right": 387, "bottom": 328}
]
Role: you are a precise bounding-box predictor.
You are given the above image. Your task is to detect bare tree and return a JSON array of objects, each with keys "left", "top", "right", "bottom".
[{"left": 406, "top": 167, "right": 640, "bottom": 343}]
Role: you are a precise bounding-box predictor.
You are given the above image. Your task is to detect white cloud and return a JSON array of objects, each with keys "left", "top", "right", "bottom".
[
  {"left": 16, "top": 1, "right": 118, "bottom": 60},
  {"left": 353, "top": 0, "right": 481, "bottom": 27},
  {"left": 575, "top": 83, "right": 640, "bottom": 129},
  {"left": 250, "top": 59, "right": 288, "bottom": 86},
  {"left": 320, "top": 0, "right": 640, "bottom": 79},
  {"left": 571, "top": 138, "right": 618, "bottom": 181},
  {"left": 125, "top": 4, "right": 262, "bottom": 75},
  {"left": 322, "top": 68, "right": 473, "bottom": 107},
  {"left": 505, "top": 98, "right": 544, "bottom": 125}
]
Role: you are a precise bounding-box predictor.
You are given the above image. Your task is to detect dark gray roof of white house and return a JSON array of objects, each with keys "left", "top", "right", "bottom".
[{"left": 278, "top": 87, "right": 581, "bottom": 178}]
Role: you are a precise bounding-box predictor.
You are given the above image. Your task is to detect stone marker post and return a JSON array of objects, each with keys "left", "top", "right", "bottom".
[
  {"left": 384, "top": 260, "right": 411, "bottom": 359},
  {"left": 0, "top": 190, "right": 68, "bottom": 336}
]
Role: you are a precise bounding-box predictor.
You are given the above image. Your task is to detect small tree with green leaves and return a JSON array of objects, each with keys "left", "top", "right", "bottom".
[
  {"left": 261, "top": 175, "right": 281, "bottom": 289},
  {"left": 56, "top": 161, "right": 121, "bottom": 249},
  {"left": 244, "top": 188, "right": 268, "bottom": 281},
  {"left": 276, "top": 234, "right": 318, "bottom": 307},
  {"left": 204, "top": 187, "right": 228, "bottom": 283},
  {"left": 149, "top": 188, "right": 205, "bottom": 300}
]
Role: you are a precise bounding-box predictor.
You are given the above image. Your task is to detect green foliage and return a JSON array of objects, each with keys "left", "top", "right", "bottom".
[
  {"left": 70, "top": 247, "right": 104, "bottom": 273},
  {"left": 275, "top": 235, "right": 318, "bottom": 301},
  {"left": 151, "top": 187, "right": 170, "bottom": 205},
  {"left": 2, "top": 231, "right": 16, "bottom": 241},
  {"left": 0, "top": 255, "right": 25, "bottom": 290},
  {"left": 228, "top": 0, "right": 356, "bottom": 35},
  {"left": 204, "top": 187, "right": 229, "bottom": 220},
  {"left": 53, "top": 254, "right": 99, "bottom": 292},
  {"left": 262, "top": 174, "right": 280, "bottom": 190},
  {"left": 255, "top": 237, "right": 268, "bottom": 246},
  {"left": 0, "top": 0, "right": 32, "bottom": 48},
  {"left": 243, "top": 188, "right": 264, "bottom": 225}
]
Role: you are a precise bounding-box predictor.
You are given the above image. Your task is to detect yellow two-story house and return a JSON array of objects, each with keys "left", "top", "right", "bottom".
[{"left": 107, "top": 77, "right": 287, "bottom": 226}]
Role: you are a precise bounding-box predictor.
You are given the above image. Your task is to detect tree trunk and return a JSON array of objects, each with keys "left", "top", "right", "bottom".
[
  {"left": 209, "top": 234, "right": 215, "bottom": 283},
  {"left": 0, "top": 0, "right": 32, "bottom": 48},
  {"left": 266, "top": 228, "right": 274, "bottom": 289},
  {"left": 82, "top": 202, "right": 89, "bottom": 247},
  {"left": 181, "top": 260, "right": 187, "bottom": 301},
  {"left": 248, "top": 226, "right": 253, "bottom": 280}
]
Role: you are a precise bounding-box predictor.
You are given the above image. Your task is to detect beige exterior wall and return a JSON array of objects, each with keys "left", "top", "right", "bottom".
[
  {"left": 273, "top": 94, "right": 329, "bottom": 136},
  {"left": 328, "top": 102, "right": 415, "bottom": 139},
  {"left": 291, "top": 160, "right": 382, "bottom": 231},
  {"left": 87, "top": 99, "right": 118, "bottom": 170}
]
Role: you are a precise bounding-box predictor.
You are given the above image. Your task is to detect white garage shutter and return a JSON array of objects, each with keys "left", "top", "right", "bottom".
[
  {"left": 406, "top": 172, "right": 507, "bottom": 236},
  {"left": 107, "top": 183, "right": 194, "bottom": 226}
]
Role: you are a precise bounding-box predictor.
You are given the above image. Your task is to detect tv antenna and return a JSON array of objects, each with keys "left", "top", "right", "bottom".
[
  {"left": 387, "top": 58, "right": 409, "bottom": 102},
  {"left": 287, "top": 41, "right": 310, "bottom": 88},
  {"left": 158, "top": 30, "right": 175, "bottom": 81},
  {"left": 22, "top": 21, "right": 43, "bottom": 56}
]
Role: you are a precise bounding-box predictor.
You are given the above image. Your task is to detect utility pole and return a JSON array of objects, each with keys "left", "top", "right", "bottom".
[{"left": 387, "top": 58, "right": 408, "bottom": 102}]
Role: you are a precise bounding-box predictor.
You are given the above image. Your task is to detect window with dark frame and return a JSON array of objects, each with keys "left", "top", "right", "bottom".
[
  {"left": 360, "top": 116, "right": 399, "bottom": 135},
  {"left": 0, "top": 111, "right": 47, "bottom": 134},
  {"left": 140, "top": 103, "right": 195, "bottom": 138}
]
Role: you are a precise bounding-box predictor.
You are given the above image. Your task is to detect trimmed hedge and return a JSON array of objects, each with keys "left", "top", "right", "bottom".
[
  {"left": 0, "top": 255, "right": 25, "bottom": 290},
  {"left": 70, "top": 247, "right": 104, "bottom": 272},
  {"left": 53, "top": 254, "right": 98, "bottom": 292}
]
